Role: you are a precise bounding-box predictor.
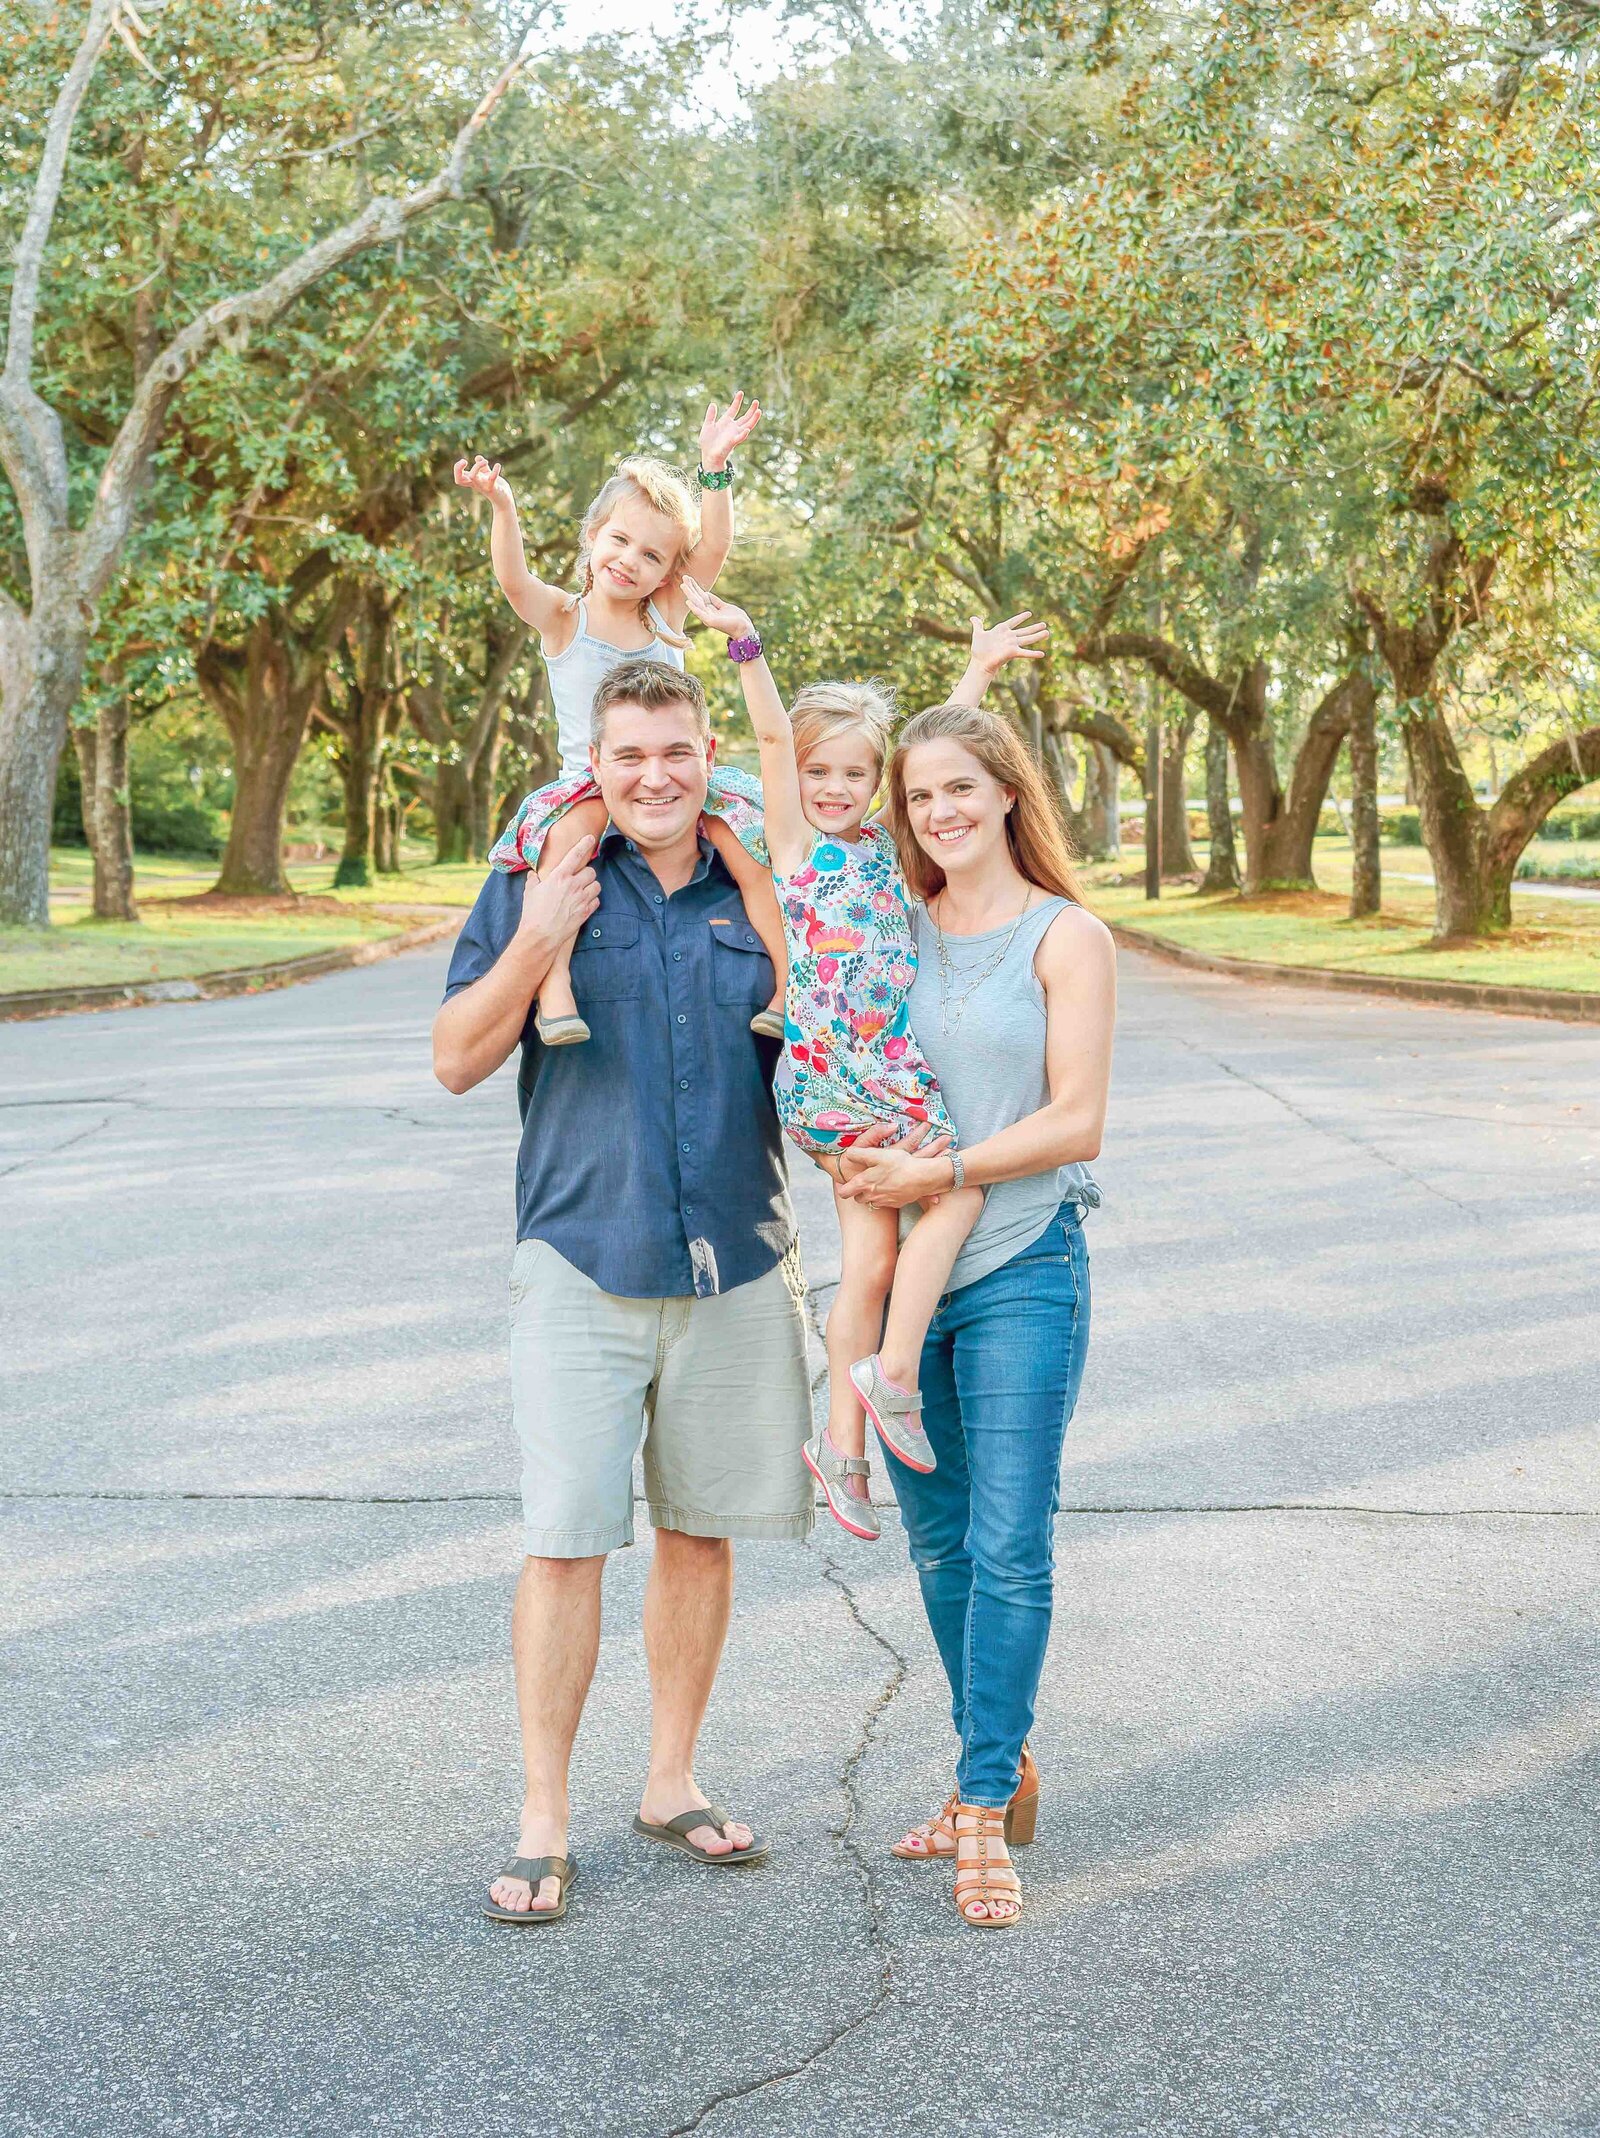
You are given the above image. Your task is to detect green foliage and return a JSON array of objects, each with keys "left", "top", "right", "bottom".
[{"left": 53, "top": 708, "right": 232, "bottom": 855}]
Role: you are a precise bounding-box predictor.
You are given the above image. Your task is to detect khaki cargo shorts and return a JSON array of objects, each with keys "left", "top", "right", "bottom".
[{"left": 508, "top": 1237, "right": 815, "bottom": 1557}]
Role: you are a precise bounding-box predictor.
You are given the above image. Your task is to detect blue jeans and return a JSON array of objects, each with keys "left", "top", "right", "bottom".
[{"left": 891, "top": 1200, "right": 1091, "bottom": 1807}]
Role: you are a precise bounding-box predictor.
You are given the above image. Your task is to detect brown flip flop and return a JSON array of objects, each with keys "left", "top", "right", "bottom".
[
  {"left": 631, "top": 1803, "right": 769, "bottom": 1867},
  {"left": 483, "top": 1853, "right": 577, "bottom": 1924}
]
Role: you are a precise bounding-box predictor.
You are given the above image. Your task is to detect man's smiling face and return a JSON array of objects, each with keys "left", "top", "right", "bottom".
[{"left": 591, "top": 700, "right": 714, "bottom": 853}]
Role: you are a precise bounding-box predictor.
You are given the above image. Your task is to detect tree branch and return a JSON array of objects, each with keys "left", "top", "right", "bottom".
[
  {"left": 911, "top": 613, "right": 971, "bottom": 646},
  {"left": 2, "top": 0, "right": 117, "bottom": 390},
  {"left": 1073, "top": 628, "right": 1239, "bottom": 724},
  {"left": 1484, "top": 724, "right": 1600, "bottom": 877},
  {"left": 76, "top": 48, "right": 530, "bottom": 605}
]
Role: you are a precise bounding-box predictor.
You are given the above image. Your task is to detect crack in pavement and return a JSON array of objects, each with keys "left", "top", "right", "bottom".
[
  {"left": 1170, "top": 1033, "right": 1485, "bottom": 1220},
  {"left": 0, "top": 1094, "right": 147, "bottom": 1110},
  {"left": 662, "top": 1538, "right": 910, "bottom": 2136},
  {"left": 0, "top": 1113, "right": 115, "bottom": 1182}
]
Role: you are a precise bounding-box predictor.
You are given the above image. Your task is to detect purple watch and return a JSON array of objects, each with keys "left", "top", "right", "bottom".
[{"left": 727, "top": 633, "right": 764, "bottom": 664}]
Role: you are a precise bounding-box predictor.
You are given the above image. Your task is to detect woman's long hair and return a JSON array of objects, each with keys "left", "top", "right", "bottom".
[{"left": 885, "top": 702, "right": 1086, "bottom": 907}]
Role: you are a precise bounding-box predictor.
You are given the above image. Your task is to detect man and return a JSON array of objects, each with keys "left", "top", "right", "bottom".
[{"left": 433, "top": 657, "right": 813, "bottom": 1922}]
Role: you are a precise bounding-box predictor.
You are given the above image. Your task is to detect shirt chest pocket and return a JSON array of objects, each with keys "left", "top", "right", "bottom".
[
  {"left": 569, "top": 911, "right": 641, "bottom": 1005},
  {"left": 710, "top": 919, "right": 775, "bottom": 1008}
]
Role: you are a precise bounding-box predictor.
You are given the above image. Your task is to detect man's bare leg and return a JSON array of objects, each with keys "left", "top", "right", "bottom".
[
  {"left": 637, "top": 1528, "right": 753, "bottom": 1855},
  {"left": 487, "top": 1553, "right": 603, "bottom": 1913}
]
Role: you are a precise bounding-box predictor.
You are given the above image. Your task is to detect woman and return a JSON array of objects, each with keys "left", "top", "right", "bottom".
[{"left": 837, "top": 701, "right": 1116, "bottom": 1928}]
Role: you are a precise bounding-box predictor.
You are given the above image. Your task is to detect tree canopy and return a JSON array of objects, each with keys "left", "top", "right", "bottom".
[{"left": 4, "top": 0, "right": 1598, "bottom": 939}]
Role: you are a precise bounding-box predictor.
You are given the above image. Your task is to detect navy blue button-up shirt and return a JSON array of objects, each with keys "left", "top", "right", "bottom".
[{"left": 443, "top": 827, "right": 793, "bottom": 1300}]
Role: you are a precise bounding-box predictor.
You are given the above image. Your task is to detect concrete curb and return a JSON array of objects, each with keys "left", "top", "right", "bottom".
[
  {"left": 1108, "top": 921, "right": 1600, "bottom": 1025},
  {"left": 0, "top": 916, "right": 459, "bottom": 1023}
]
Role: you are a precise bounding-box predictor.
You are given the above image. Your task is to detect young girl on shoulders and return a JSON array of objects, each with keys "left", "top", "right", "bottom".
[
  {"left": 678, "top": 574, "right": 1047, "bottom": 1539},
  {"left": 453, "top": 395, "right": 785, "bottom": 1042}
]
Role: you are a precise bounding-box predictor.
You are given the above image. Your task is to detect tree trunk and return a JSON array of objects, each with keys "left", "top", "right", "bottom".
[
  {"left": 1142, "top": 711, "right": 1162, "bottom": 901},
  {"left": 1099, "top": 743, "right": 1121, "bottom": 855},
  {"left": 1479, "top": 727, "right": 1600, "bottom": 928},
  {"left": 323, "top": 588, "right": 400, "bottom": 889},
  {"left": 1079, "top": 743, "right": 1112, "bottom": 857},
  {"left": 1160, "top": 710, "right": 1197, "bottom": 876},
  {"left": 199, "top": 617, "right": 331, "bottom": 897},
  {"left": 333, "top": 726, "right": 380, "bottom": 887},
  {"left": 1198, "top": 716, "right": 1240, "bottom": 894},
  {"left": 466, "top": 724, "right": 502, "bottom": 861},
  {"left": 1403, "top": 703, "right": 1491, "bottom": 938},
  {"left": 0, "top": 622, "right": 87, "bottom": 928},
  {"left": 72, "top": 693, "right": 138, "bottom": 921},
  {"left": 1347, "top": 684, "right": 1381, "bottom": 919},
  {"left": 433, "top": 761, "right": 469, "bottom": 864},
  {"left": 1225, "top": 663, "right": 1360, "bottom": 893},
  {"left": 373, "top": 778, "right": 400, "bottom": 875}
]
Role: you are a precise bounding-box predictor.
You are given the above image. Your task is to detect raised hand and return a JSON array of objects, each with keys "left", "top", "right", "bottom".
[
  {"left": 680, "top": 573, "right": 755, "bottom": 642},
  {"left": 454, "top": 455, "right": 513, "bottom": 507},
  {"left": 699, "top": 391, "right": 763, "bottom": 471},
  {"left": 970, "top": 610, "right": 1049, "bottom": 675}
]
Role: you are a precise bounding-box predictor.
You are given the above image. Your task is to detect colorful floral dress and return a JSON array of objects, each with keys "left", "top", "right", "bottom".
[
  {"left": 490, "top": 764, "right": 768, "bottom": 875},
  {"left": 775, "top": 825, "right": 955, "bottom": 1156}
]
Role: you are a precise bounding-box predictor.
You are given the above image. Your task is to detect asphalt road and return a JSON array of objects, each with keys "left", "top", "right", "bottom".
[{"left": 2, "top": 942, "right": 1596, "bottom": 2138}]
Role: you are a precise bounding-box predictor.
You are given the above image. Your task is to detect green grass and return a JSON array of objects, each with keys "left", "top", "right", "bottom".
[
  {"left": 1, "top": 900, "right": 407, "bottom": 996},
  {"left": 6, "top": 841, "right": 482, "bottom": 998},
  {"left": 1091, "top": 838, "right": 1599, "bottom": 996},
  {"left": 47, "top": 843, "right": 485, "bottom": 912}
]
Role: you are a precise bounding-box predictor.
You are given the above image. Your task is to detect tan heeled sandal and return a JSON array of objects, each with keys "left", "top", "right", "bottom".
[
  {"left": 891, "top": 1791, "right": 958, "bottom": 1860},
  {"left": 1007, "top": 1744, "right": 1039, "bottom": 1847},
  {"left": 953, "top": 1802, "right": 1022, "bottom": 1928},
  {"left": 891, "top": 1745, "right": 1038, "bottom": 1861}
]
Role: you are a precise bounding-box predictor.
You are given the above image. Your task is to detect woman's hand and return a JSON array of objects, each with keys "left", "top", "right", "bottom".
[
  {"left": 681, "top": 574, "right": 756, "bottom": 642},
  {"left": 454, "top": 455, "right": 513, "bottom": 508},
  {"left": 969, "top": 610, "right": 1049, "bottom": 676},
  {"left": 699, "top": 392, "right": 762, "bottom": 471},
  {"left": 837, "top": 1130, "right": 956, "bottom": 1211}
]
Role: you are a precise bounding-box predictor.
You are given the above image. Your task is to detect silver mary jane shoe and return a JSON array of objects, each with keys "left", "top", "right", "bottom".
[
  {"left": 849, "top": 1355, "right": 937, "bottom": 1475},
  {"left": 802, "top": 1429, "right": 881, "bottom": 1541}
]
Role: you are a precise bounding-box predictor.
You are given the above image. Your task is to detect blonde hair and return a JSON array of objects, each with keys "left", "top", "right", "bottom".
[
  {"left": 570, "top": 456, "right": 699, "bottom": 648},
  {"left": 886, "top": 702, "right": 1086, "bottom": 907},
  {"left": 789, "top": 679, "right": 897, "bottom": 780}
]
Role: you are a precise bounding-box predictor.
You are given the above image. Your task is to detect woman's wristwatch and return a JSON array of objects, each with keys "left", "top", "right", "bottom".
[
  {"left": 948, "top": 1150, "right": 965, "bottom": 1190},
  {"left": 697, "top": 461, "right": 733, "bottom": 490},
  {"left": 727, "top": 633, "right": 763, "bottom": 664}
]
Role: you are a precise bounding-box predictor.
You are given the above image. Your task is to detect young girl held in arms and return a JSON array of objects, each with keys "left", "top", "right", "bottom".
[
  {"left": 453, "top": 395, "right": 785, "bottom": 1043},
  {"left": 679, "top": 575, "right": 1047, "bottom": 1539}
]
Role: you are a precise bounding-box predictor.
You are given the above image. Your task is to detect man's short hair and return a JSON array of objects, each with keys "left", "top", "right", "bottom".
[{"left": 591, "top": 658, "right": 709, "bottom": 746}]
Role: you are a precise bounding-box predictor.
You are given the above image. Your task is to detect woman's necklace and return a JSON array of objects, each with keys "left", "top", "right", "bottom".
[{"left": 930, "top": 887, "right": 1034, "bottom": 1035}]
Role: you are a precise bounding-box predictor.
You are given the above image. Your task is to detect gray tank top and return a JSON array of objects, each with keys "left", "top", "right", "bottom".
[
  {"left": 908, "top": 893, "right": 1101, "bottom": 1290},
  {"left": 544, "top": 598, "right": 685, "bottom": 774}
]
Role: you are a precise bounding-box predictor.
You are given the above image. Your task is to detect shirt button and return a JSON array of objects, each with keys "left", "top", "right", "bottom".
[
  {"left": 676, "top": 1013, "right": 687, "bottom": 1025},
  {"left": 653, "top": 893, "right": 664, "bottom": 905},
  {"left": 672, "top": 950, "right": 682, "bottom": 962},
  {"left": 589, "top": 925, "right": 601, "bottom": 937},
  {"left": 680, "top": 1142, "right": 692, "bottom": 1154},
  {"left": 626, "top": 839, "right": 636, "bottom": 851},
  {"left": 679, "top": 1078, "right": 689, "bottom": 1090}
]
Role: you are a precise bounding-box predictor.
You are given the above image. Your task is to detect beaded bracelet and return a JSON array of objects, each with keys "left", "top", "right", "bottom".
[{"left": 696, "top": 462, "right": 733, "bottom": 491}]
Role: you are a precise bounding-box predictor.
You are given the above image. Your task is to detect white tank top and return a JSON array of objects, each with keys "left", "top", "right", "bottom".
[{"left": 543, "top": 598, "right": 686, "bottom": 774}]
